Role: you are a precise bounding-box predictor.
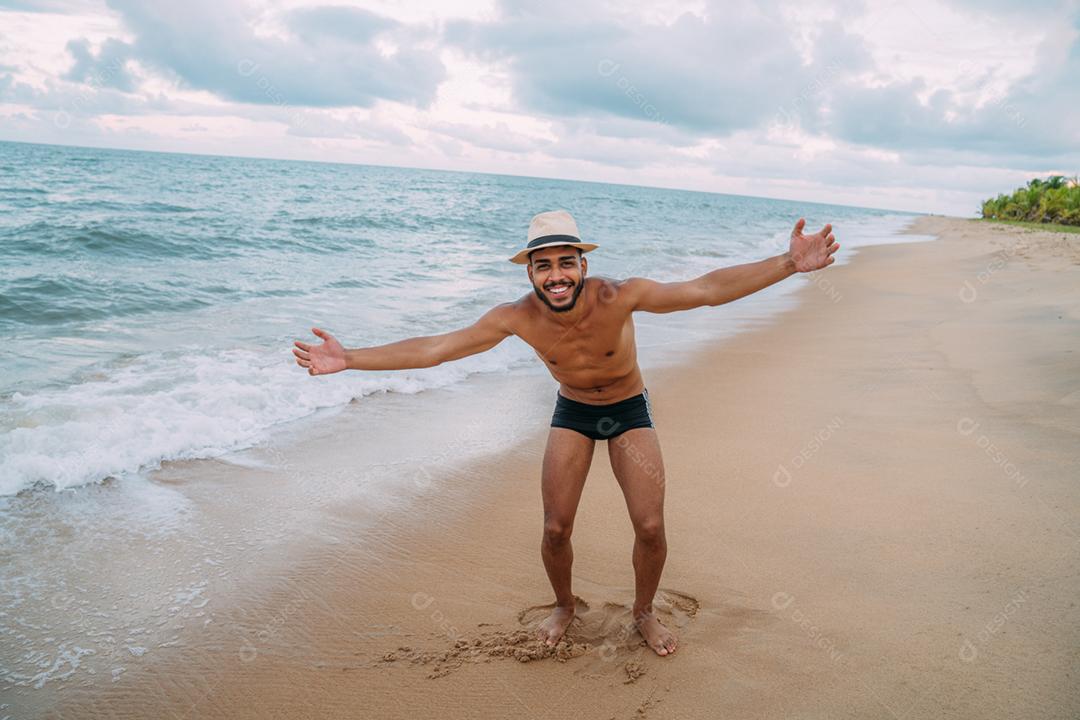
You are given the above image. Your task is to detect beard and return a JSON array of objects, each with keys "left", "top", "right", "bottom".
[{"left": 533, "top": 278, "right": 585, "bottom": 313}]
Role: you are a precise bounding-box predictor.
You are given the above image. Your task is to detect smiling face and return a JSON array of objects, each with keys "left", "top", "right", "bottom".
[{"left": 526, "top": 245, "right": 587, "bottom": 313}]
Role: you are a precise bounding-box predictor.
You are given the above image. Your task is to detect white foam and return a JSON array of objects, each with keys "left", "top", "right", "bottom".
[
  {"left": 0, "top": 340, "right": 536, "bottom": 495},
  {"left": 760, "top": 213, "right": 933, "bottom": 261}
]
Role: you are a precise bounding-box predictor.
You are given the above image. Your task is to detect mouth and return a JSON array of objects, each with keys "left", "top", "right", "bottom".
[{"left": 545, "top": 282, "right": 573, "bottom": 298}]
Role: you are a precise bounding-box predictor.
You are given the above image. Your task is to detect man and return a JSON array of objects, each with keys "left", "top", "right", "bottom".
[{"left": 292, "top": 209, "right": 838, "bottom": 657}]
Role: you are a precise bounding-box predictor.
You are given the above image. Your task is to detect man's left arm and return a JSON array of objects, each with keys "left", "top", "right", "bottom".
[{"left": 626, "top": 219, "right": 838, "bottom": 313}]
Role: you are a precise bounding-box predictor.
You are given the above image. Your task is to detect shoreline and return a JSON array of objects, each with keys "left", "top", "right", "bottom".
[{"left": 15, "top": 216, "right": 1080, "bottom": 719}]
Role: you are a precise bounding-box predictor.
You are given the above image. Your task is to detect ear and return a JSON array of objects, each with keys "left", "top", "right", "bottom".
[
  {"left": 526, "top": 263, "right": 533, "bottom": 281},
  {"left": 580, "top": 255, "right": 588, "bottom": 275}
]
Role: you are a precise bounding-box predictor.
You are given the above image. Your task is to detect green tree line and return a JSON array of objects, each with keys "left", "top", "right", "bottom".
[{"left": 981, "top": 176, "right": 1080, "bottom": 226}]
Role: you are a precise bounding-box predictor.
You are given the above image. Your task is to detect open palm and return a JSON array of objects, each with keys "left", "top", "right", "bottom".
[
  {"left": 788, "top": 218, "right": 839, "bottom": 272},
  {"left": 293, "top": 327, "right": 347, "bottom": 376}
]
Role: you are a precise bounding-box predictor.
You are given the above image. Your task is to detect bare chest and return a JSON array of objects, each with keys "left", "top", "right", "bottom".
[{"left": 519, "top": 311, "right": 637, "bottom": 374}]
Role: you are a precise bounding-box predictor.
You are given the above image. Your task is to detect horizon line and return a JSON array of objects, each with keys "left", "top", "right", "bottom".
[{"left": 0, "top": 136, "right": 927, "bottom": 218}]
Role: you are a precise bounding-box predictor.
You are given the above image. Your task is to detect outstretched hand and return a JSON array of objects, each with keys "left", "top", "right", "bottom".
[
  {"left": 788, "top": 218, "right": 839, "bottom": 272},
  {"left": 293, "top": 327, "right": 347, "bottom": 376}
]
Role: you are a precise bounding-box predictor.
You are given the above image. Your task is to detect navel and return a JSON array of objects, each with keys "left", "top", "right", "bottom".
[{"left": 605, "top": 350, "right": 614, "bottom": 357}]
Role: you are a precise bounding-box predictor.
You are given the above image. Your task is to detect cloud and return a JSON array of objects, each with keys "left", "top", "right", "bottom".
[
  {"left": 287, "top": 5, "right": 398, "bottom": 43},
  {"left": 97, "top": 0, "right": 446, "bottom": 108},
  {"left": 428, "top": 119, "right": 551, "bottom": 153},
  {"left": 64, "top": 37, "right": 136, "bottom": 91},
  {"left": 946, "top": 0, "right": 1070, "bottom": 13},
  {"left": 0, "top": 67, "right": 311, "bottom": 128},
  {"left": 447, "top": 1, "right": 873, "bottom": 136},
  {"left": 821, "top": 10, "right": 1080, "bottom": 159},
  {"left": 443, "top": 0, "right": 1080, "bottom": 164},
  {"left": 284, "top": 112, "right": 414, "bottom": 145},
  {"left": 0, "top": 0, "right": 101, "bottom": 11}
]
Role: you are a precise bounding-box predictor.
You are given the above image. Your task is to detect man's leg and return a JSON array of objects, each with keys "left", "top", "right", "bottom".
[
  {"left": 607, "top": 427, "right": 677, "bottom": 656},
  {"left": 537, "top": 427, "right": 595, "bottom": 645}
]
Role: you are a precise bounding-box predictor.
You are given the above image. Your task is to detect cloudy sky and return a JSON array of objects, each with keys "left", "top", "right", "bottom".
[{"left": 0, "top": 0, "right": 1077, "bottom": 215}]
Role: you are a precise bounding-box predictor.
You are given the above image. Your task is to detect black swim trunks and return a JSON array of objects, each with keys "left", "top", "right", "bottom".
[{"left": 550, "top": 388, "right": 655, "bottom": 440}]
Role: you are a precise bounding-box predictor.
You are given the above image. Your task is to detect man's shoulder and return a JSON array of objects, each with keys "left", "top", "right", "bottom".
[
  {"left": 590, "top": 275, "right": 645, "bottom": 304},
  {"left": 480, "top": 296, "right": 530, "bottom": 333}
]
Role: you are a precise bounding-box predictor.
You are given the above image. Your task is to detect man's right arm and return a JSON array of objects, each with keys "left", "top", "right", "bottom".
[
  {"left": 346, "top": 303, "right": 516, "bottom": 370},
  {"left": 294, "top": 303, "right": 517, "bottom": 376}
]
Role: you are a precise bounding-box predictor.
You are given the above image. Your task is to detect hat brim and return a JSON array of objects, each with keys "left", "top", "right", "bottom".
[{"left": 509, "top": 241, "right": 599, "bottom": 265}]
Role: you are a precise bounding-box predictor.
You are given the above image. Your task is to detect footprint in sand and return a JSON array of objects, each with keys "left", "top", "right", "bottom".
[
  {"left": 518, "top": 589, "right": 700, "bottom": 655},
  {"left": 377, "top": 589, "right": 700, "bottom": 678}
]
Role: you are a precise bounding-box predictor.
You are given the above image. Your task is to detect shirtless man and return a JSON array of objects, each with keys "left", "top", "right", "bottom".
[{"left": 292, "top": 209, "right": 838, "bottom": 657}]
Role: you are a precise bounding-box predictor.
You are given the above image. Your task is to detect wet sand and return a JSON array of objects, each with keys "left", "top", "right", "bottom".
[{"left": 49, "top": 217, "right": 1080, "bottom": 719}]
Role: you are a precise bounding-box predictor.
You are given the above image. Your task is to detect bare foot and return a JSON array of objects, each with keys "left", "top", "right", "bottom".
[
  {"left": 536, "top": 605, "right": 575, "bottom": 646},
  {"left": 635, "top": 610, "right": 677, "bottom": 656}
]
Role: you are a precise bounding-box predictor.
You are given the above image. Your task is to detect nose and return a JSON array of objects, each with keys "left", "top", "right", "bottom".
[{"left": 548, "top": 266, "right": 570, "bottom": 283}]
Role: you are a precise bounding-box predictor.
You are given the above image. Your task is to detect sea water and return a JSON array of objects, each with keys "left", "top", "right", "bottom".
[{"left": 0, "top": 140, "right": 926, "bottom": 496}]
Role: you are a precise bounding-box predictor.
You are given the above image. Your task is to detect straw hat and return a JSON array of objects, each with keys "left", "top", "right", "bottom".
[{"left": 508, "top": 209, "right": 599, "bottom": 264}]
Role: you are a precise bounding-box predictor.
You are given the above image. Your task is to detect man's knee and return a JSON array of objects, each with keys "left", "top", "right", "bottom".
[
  {"left": 543, "top": 518, "right": 573, "bottom": 547},
  {"left": 634, "top": 516, "right": 665, "bottom": 546}
]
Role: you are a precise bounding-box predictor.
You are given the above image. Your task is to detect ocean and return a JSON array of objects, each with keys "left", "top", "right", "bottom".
[{"left": 0, "top": 140, "right": 924, "bottom": 498}]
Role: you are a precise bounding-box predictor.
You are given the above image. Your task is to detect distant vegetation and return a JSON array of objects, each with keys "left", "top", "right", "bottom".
[{"left": 980, "top": 175, "right": 1080, "bottom": 226}]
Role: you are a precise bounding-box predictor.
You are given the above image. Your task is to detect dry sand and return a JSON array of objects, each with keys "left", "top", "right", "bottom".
[{"left": 58, "top": 217, "right": 1079, "bottom": 719}]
